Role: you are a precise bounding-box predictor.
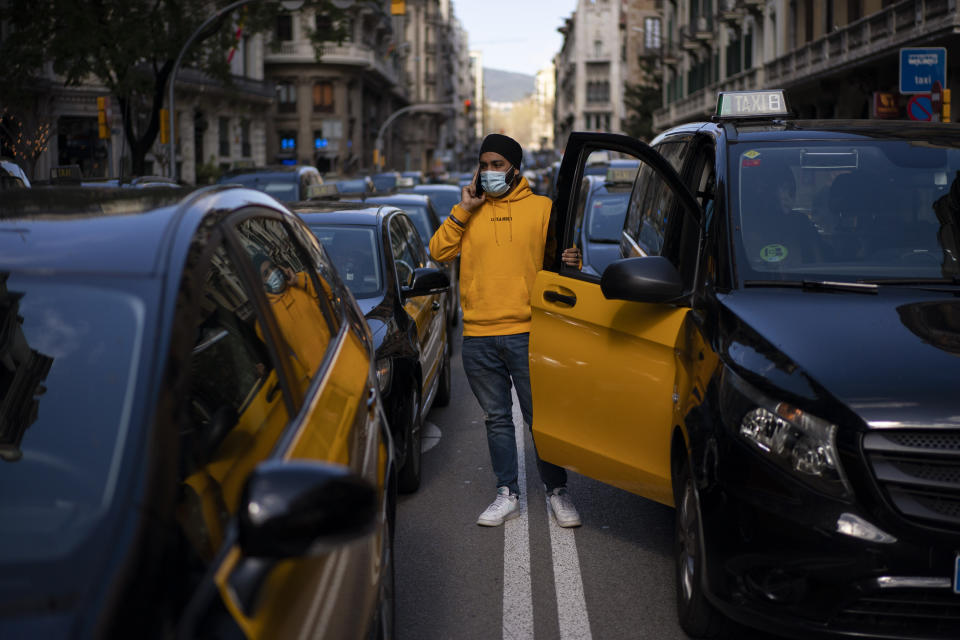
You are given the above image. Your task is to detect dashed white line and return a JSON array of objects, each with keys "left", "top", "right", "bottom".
[
  {"left": 503, "top": 392, "right": 534, "bottom": 640},
  {"left": 546, "top": 504, "right": 592, "bottom": 639}
]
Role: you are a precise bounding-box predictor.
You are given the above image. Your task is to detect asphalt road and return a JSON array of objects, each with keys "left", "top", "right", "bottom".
[{"left": 395, "top": 330, "right": 782, "bottom": 640}]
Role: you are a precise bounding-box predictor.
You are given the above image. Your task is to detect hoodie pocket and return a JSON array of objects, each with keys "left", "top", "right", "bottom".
[{"left": 465, "top": 276, "right": 531, "bottom": 324}]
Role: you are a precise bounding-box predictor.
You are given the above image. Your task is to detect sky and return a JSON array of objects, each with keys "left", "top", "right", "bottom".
[{"left": 453, "top": 0, "right": 579, "bottom": 76}]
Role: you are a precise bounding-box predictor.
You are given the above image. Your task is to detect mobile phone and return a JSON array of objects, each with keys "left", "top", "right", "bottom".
[{"left": 474, "top": 169, "right": 484, "bottom": 196}]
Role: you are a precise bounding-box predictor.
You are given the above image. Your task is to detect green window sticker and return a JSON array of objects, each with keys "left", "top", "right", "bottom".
[{"left": 760, "top": 244, "right": 788, "bottom": 262}]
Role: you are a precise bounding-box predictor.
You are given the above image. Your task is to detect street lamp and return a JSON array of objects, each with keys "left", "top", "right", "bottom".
[{"left": 167, "top": 0, "right": 306, "bottom": 181}]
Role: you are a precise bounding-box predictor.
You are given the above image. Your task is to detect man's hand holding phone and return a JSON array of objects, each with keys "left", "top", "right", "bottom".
[{"left": 459, "top": 167, "right": 486, "bottom": 214}]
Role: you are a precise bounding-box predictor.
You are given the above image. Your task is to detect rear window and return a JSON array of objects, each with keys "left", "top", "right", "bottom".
[
  {"left": 222, "top": 173, "right": 299, "bottom": 202},
  {"left": 586, "top": 192, "right": 630, "bottom": 243},
  {"left": 308, "top": 225, "right": 383, "bottom": 298},
  {"left": 0, "top": 276, "right": 144, "bottom": 563}
]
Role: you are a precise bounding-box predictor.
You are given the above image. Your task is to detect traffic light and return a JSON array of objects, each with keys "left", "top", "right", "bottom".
[
  {"left": 463, "top": 99, "right": 472, "bottom": 116},
  {"left": 97, "top": 96, "right": 110, "bottom": 140},
  {"left": 390, "top": 0, "right": 405, "bottom": 15},
  {"left": 160, "top": 108, "right": 169, "bottom": 145}
]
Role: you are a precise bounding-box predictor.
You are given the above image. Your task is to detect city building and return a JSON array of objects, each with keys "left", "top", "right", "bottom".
[
  {"left": 554, "top": 0, "right": 629, "bottom": 152},
  {"left": 654, "top": 1, "right": 960, "bottom": 130},
  {"left": 534, "top": 64, "right": 556, "bottom": 153},
  {"left": 264, "top": 2, "right": 408, "bottom": 175},
  {"left": 470, "top": 50, "right": 486, "bottom": 140}
]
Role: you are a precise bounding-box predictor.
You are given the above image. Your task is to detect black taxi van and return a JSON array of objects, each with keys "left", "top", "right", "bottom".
[
  {"left": 530, "top": 90, "right": 960, "bottom": 639},
  {"left": 0, "top": 186, "right": 396, "bottom": 639}
]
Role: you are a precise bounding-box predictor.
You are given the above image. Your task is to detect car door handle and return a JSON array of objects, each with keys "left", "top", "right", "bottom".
[
  {"left": 431, "top": 300, "right": 441, "bottom": 311},
  {"left": 543, "top": 290, "right": 577, "bottom": 306}
]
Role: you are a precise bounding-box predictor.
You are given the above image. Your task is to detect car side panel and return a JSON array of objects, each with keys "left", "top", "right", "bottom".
[{"left": 530, "top": 271, "right": 687, "bottom": 506}]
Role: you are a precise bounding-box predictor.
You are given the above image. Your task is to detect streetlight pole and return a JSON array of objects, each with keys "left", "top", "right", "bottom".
[
  {"left": 167, "top": 0, "right": 306, "bottom": 181},
  {"left": 374, "top": 102, "right": 457, "bottom": 170}
]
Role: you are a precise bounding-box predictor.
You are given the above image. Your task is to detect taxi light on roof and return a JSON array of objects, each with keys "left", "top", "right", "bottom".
[
  {"left": 606, "top": 167, "right": 638, "bottom": 184},
  {"left": 716, "top": 90, "right": 789, "bottom": 118}
]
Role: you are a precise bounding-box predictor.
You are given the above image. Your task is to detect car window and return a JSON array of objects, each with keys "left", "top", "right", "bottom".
[
  {"left": 287, "top": 219, "right": 345, "bottom": 323},
  {"left": 587, "top": 192, "right": 631, "bottom": 242},
  {"left": 399, "top": 214, "right": 428, "bottom": 267},
  {"left": 233, "top": 216, "right": 336, "bottom": 391},
  {"left": 389, "top": 215, "right": 419, "bottom": 287},
  {"left": 730, "top": 140, "right": 960, "bottom": 281},
  {"left": 400, "top": 205, "right": 433, "bottom": 245},
  {"left": 625, "top": 140, "right": 688, "bottom": 258},
  {"left": 309, "top": 225, "right": 382, "bottom": 298},
  {"left": 179, "top": 241, "right": 291, "bottom": 561},
  {"left": 0, "top": 275, "right": 144, "bottom": 563}
]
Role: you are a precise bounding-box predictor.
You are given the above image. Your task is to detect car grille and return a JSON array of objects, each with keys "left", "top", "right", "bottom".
[
  {"left": 830, "top": 590, "right": 960, "bottom": 638},
  {"left": 862, "top": 430, "right": 960, "bottom": 529}
]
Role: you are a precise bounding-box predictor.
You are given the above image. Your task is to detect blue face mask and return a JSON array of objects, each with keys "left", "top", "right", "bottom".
[
  {"left": 481, "top": 168, "right": 512, "bottom": 196},
  {"left": 265, "top": 268, "right": 287, "bottom": 294}
]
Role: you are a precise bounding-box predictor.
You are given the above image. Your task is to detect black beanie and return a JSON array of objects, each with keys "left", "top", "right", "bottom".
[{"left": 479, "top": 134, "right": 523, "bottom": 169}]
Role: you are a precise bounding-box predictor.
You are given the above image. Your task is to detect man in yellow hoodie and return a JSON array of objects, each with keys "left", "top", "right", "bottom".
[{"left": 430, "top": 134, "right": 582, "bottom": 527}]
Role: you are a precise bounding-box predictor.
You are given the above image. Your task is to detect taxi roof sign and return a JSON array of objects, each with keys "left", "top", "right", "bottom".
[
  {"left": 715, "top": 90, "right": 789, "bottom": 119},
  {"left": 606, "top": 167, "right": 638, "bottom": 184}
]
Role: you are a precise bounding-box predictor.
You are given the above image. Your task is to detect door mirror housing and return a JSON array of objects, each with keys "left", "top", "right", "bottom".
[
  {"left": 238, "top": 461, "right": 377, "bottom": 558},
  {"left": 600, "top": 256, "right": 684, "bottom": 303},
  {"left": 402, "top": 266, "right": 450, "bottom": 298}
]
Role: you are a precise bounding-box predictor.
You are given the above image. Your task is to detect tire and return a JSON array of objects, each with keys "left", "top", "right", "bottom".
[
  {"left": 433, "top": 340, "right": 452, "bottom": 408},
  {"left": 397, "top": 385, "right": 422, "bottom": 493},
  {"left": 674, "top": 454, "right": 727, "bottom": 638}
]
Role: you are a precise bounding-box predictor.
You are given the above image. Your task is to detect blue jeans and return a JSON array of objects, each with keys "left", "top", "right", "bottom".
[{"left": 461, "top": 333, "right": 567, "bottom": 496}]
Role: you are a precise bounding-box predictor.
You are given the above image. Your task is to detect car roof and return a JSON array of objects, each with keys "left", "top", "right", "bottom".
[
  {"left": 366, "top": 193, "right": 431, "bottom": 205},
  {"left": 412, "top": 184, "right": 460, "bottom": 191},
  {"left": 0, "top": 185, "right": 284, "bottom": 275},
  {"left": 220, "top": 165, "right": 316, "bottom": 178},
  {"left": 665, "top": 118, "right": 960, "bottom": 145},
  {"left": 290, "top": 201, "right": 395, "bottom": 226}
]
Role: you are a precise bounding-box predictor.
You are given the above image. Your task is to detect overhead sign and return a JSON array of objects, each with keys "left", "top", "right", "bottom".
[
  {"left": 900, "top": 48, "right": 946, "bottom": 94},
  {"left": 907, "top": 94, "right": 933, "bottom": 121}
]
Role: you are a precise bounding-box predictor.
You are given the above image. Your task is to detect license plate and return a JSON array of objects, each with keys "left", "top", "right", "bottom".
[{"left": 955, "top": 554, "right": 960, "bottom": 594}]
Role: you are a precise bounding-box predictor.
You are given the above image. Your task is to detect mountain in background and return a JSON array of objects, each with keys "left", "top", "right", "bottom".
[{"left": 484, "top": 68, "right": 535, "bottom": 103}]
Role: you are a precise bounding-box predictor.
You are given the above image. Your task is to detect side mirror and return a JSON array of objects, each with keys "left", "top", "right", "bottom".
[
  {"left": 600, "top": 256, "right": 684, "bottom": 303},
  {"left": 402, "top": 266, "right": 450, "bottom": 298},
  {"left": 238, "top": 461, "right": 377, "bottom": 558}
]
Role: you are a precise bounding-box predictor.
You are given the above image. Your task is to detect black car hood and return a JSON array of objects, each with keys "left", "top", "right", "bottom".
[{"left": 719, "top": 287, "right": 960, "bottom": 429}]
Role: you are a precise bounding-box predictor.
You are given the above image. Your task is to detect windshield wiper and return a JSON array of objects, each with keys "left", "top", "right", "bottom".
[{"left": 743, "top": 279, "right": 879, "bottom": 294}]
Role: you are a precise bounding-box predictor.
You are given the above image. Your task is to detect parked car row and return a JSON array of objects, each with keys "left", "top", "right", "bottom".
[{"left": 0, "top": 180, "right": 457, "bottom": 638}]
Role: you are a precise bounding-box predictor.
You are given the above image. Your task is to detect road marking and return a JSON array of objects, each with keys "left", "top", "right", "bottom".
[
  {"left": 546, "top": 503, "right": 592, "bottom": 639},
  {"left": 421, "top": 421, "right": 441, "bottom": 453},
  {"left": 503, "top": 391, "right": 534, "bottom": 640}
]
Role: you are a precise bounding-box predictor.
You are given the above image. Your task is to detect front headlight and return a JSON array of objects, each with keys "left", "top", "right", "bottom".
[
  {"left": 729, "top": 371, "right": 852, "bottom": 499},
  {"left": 375, "top": 358, "right": 392, "bottom": 394}
]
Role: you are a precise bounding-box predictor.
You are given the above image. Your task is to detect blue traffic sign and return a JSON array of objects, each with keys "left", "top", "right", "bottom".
[
  {"left": 900, "top": 48, "right": 947, "bottom": 94},
  {"left": 907, "top": 95, "right": 933, "bottom": 121}
]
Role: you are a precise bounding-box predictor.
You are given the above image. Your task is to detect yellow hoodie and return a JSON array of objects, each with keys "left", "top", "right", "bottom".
[{"left": 429, "top": 177, "right": 553, "bottom": 337}]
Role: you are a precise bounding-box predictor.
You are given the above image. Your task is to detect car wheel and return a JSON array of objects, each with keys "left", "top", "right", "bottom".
[
  {"left": 433, "top": 340, "right": 452, "bottom": 408},
  {"left": 397, "top": 385, "right": 422, "bottom": 493},
  {"left": 674, "top": 454, "right": 726, "bottom": 638}
]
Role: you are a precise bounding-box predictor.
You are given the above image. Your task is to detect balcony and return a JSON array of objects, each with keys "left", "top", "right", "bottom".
[
  {"left": 655, "top": 0, "right": 960, "bottom": 130},
  {"left": 264, "top": 40, "right": 401, "bottom": 87},
  {"left": 738, "top": 0, "right": 764, "bottom": 13}
]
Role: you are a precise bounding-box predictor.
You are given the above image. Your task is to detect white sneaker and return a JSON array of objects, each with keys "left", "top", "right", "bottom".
[
  {"left": 547, "top": 487, "right": 581, "bottom": 527},
  {"left": 477, "top": 486, "right": 520, "bottom": 526}
]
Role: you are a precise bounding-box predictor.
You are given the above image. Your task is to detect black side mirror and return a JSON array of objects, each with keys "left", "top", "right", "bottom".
[
  {"left": 402, "top": 266, "right": 450, "bottom": 298},
  {"left": 600, "top": 256, "right": 684, "bottom": 303},
  {"left": 238, "top": 461, "right": 377, "bottom": 558}
]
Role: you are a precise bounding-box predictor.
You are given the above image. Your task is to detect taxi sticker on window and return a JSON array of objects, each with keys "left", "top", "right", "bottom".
[
  {"left": 760, "top": 244, "right": 788, "bottom": 262},
  {"left": 742, "top": 150, "right": 762, "bottom": 167}
]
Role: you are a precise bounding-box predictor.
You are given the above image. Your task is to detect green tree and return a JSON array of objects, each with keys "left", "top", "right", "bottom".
[
  {"left": 622, "top": 57, "right": 663, "bottom": 142},
  {"left": 0, "top": 0, "right": 350, "bottom": 176}
]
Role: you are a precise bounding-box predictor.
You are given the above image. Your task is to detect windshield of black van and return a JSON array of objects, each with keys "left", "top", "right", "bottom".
[
  {"left": 730, "top": 140, "right": 960, "bottom": 282},
  {"left": 0, "top": 275, "right": 143, "bottom": 563}
]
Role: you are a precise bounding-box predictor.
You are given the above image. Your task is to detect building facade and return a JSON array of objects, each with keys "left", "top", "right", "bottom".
[
  {"left": 654, "top": 0, "right": 960, "bottom": 130},
  {"left": 534, "top": 64, "right": 556, "bottom": 153},
  {"left": 264, "top": 2, "right": 408, "bottom": 175}
]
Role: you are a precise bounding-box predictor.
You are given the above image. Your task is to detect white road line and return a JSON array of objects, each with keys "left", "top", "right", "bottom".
[
  {"left": 546, "top": 504, "right": 592, "bottom": 640},
  {"left": 503, "top": 391, "right": 534, "bottom": 640},
  {"left": 421, "top": 421, "right": 441, "bottom": 453}
]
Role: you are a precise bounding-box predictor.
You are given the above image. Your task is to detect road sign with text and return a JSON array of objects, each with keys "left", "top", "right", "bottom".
[{"left": 900, "top": 48, "right": 946, "bottom": 94}]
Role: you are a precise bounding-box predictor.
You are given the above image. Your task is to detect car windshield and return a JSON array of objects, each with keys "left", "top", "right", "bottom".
[
  {"left": 396, "top": 205, "right": 432, "bottom": 244},
  {"left": 222, "top": 173, "right": 298, "bottom": 202},
  {"left": 0, "top": 275, "right": 144, "bottom": 563},
  {"left": 308, "top": 225, "right": 382, "bottom": 298},
  {"left": 731, "top": 140, "right": 960, "bottom": 282},
  {"left": 587, "top": 192, "right": 630, "bottom": 242},
  {"left": 413, "top": 188, "right": 459, "bottom": 220},
  {"left": 372, "top": 174, "right": 396, "bottom": 191}
]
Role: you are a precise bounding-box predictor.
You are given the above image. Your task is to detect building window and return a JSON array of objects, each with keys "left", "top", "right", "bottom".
[
  {"left": 644, "top": 17, "right": 662, "bottom": 51},
  {"left": 847, "top": 0, "right": 862, "bottom": 22},
  {"left": 276, "top": 14, "right": 293, "bottom": 42},
  {"left": 587, "top": 81, "right": 610, "bottom": 104},
  {"left": 240, "top": 119, "right": 251, "bottom": 157},
  {"left": 218, "top": 117, "right": 229, "bottom": 157},
  {"left": 313, "top": 82, "right": 335, "bottom": 112},
  {"left": 594, "top": 40, "right": 603, "bottom": 57},
  {"left": 277, "top": 81, "right": 296, "bottom": 113},
  {"left": 279, "top": 130, "right": 297, "bottom": 153}
]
